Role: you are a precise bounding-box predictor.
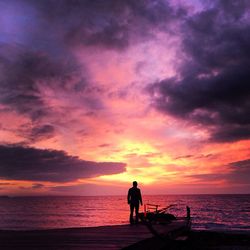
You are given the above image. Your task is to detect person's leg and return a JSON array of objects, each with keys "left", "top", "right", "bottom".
[
  {"left": 130, "top": 204, "right": 134, "bottom": 224},
  {"left": 135, "top": 203, "right": 139, "bottom": 223}
]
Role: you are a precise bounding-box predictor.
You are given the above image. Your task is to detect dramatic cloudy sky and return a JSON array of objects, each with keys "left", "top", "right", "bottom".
[{"left": 0, "top": 0, "right": 250, "bottom": 195}]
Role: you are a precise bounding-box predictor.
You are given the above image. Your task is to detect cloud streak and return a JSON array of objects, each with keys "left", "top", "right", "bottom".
[
  {"left": 0, "top": 145, "right": 126, "bottom": 182},
  {"left": 187, "top": 158, "right": 250, "bottom": 184}
]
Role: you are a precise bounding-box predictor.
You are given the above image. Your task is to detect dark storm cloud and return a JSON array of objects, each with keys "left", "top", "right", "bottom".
[
  {"left": 0, "top": 0, "right": 182, "bottom": 143},
  {"left": 0, "top": 44, "right": 88, "bottom": 143},
  {"left": 0, "top": 44, "right": 82, "bottom": 120},
  {"left": 17, "top": 124, "right": 56, "bottom": 143},
  {"left": 0, "top": 0, "right": 181, "bottom": 54},
  {"left": 150, "top": 0, "right": 250, "bottom": 142},
  {"left": 228, "top": 159, "right": 250, "bottom": 184},
  {"left": 0, "top": 145, "right": 126, "bottom": 182},
  {"left": 30, "top": 0, "right": 179, "bottom": 50},
  {"left": 187, "top": 158, "right": 250, "bottom": 184},
  {"left": 29, "top": 124, "right": 55, "bottom": 141}
]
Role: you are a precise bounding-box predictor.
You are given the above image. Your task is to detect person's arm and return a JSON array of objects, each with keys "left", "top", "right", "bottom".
[{"left": 127, "top": 189, "right": 131, "bottom": 204}]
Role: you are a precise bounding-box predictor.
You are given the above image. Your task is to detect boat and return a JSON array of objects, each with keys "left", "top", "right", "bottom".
[{"left": 138, "top": 203, "right": 191, "bottom": 242}]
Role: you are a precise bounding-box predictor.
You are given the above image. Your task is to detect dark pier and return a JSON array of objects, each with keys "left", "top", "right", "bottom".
[{"left": 0, "top": 219, "right": 188, "bottom": 250}]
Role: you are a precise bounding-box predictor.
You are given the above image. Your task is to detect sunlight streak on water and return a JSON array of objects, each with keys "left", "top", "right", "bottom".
[{"left": 0, "top": 194, "right": 249, "bottom": 232}]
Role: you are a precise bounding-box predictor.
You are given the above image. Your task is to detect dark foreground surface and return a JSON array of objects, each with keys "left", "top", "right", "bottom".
[
  {"left": 1, "top": 224, "right": 250, "bottom": 250},
  {"left": 0, "top": 222, "right": 184, "bottom": 250},
  {"left": 124, "top": 230, "right": 250, "bottom": 250}
]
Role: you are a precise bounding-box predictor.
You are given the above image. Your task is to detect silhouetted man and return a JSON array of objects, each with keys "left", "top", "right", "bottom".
[{"left": 127, "top": 181, "right": 143, "bottom": 224}]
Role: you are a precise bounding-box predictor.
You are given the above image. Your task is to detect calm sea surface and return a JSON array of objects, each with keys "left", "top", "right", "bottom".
[{"left": 0, "top": 195, "right": 249, "bottom": 232}]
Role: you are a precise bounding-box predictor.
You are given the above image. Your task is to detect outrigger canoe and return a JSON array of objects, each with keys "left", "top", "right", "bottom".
[{"left": 138, "top": 203, "right": 191, "bottom": 242}]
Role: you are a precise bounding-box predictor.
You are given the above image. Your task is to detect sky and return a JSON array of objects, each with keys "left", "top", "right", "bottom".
[{"left": 0, "top": 0, "right": 250, "bottom": 196}]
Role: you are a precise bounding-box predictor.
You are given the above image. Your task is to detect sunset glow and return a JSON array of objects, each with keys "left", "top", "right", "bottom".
[{"left": 0, "top": 0, "right": 250, "bottom": 196}]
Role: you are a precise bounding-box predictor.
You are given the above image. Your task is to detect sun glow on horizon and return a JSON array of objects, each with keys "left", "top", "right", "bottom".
[{"left": 0, "top": 0, "right": 250, "bottom": 195}]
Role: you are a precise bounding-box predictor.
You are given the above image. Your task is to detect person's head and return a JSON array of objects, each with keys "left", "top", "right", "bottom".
[{"left": 133, "top": 181, "right": 138, "bottom": 187}]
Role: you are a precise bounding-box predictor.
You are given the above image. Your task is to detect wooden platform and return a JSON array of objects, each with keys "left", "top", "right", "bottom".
[{"left": 0, "top": 220, "right": 188, "bottom": 250}]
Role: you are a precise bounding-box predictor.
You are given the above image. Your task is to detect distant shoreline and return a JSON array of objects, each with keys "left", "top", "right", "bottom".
[{"left": 1, "top": 193, "right": 250, "bottom": 198}]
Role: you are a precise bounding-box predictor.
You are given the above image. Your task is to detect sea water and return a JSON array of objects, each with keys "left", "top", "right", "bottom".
[{"left": 0, "top": 194, "right": 249, "bottom": 231}]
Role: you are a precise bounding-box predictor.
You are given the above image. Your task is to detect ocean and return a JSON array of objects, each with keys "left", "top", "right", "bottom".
[{"left": 0, "top": 194, "right": 250, "bottom": 232}]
